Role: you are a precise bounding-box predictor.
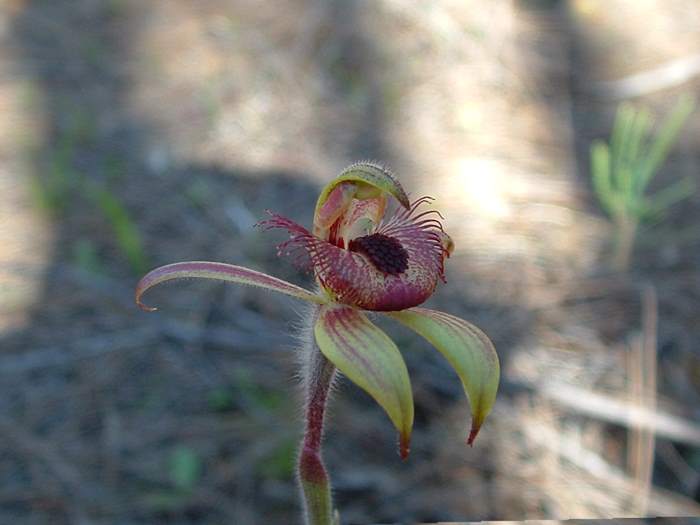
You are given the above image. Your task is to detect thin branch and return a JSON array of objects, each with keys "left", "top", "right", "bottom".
[
  {"left": 591, "top": 53, "right": 700, "bottom": 100},
  {"left": 520, "top": 380, "right": 700, "bottom": 447},
  {"left": 626, "top": 284, "right": 658, "bottom": 514},
  {"left": 522, "top": 422, "right": 700, "bottom": 516}
]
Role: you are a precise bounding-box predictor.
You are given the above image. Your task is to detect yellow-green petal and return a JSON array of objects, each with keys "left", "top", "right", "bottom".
[
  {"left": 314, "top": 162, "right": 410, "bottom": 222},
  {"left": 387, "top": 307, "right": 499, "bottom": 445},
  {"left": 136, "top": 261, "right": 325, "bottom": 311},
  {"left": 314, "top": 304, "right": 414, "bottom": 458}
]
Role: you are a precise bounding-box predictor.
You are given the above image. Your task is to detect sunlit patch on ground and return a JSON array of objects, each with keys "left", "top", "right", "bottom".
[{"left": 0, "top": 75, "right": 52, "bottom": 333}]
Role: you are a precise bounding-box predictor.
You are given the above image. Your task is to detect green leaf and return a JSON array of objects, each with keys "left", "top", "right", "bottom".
[
  {"left": 72, "top": 238, "right": 102, "bottom": 274},
  {"left": 645, "top": 176, "right": 696, "bottom": 219},
  {"left": 610, "top": 103, "right": 635, "bottom": 192},
  {"left": 591, "top": 140, "right": 615, "bottom": 216},
  {"left": 136, "top": 261, "right": 325, "bottom": 311},
  {"left": 613, "top": 104, "right": 637, "bottom": 199},
  {"left": 625, "top": 107, "right": 652, "bottom": 195},
  {"left": 170, "top": 446, "right": 201, "bottom": 491},
  {"left": 257, "top": 438, "right": 297, "bottom": 479},
  {"left": 314, "top": 304, "right": 414, "bottom": 458},
  {"left": 387, "top": 307, "right": 499, "bottom": 445},
  {"left": 636, "top": 95, "right": 695, "bottom": 194},
  {"left": 91, "top": 187, "right": 148, "bottom": 274}
]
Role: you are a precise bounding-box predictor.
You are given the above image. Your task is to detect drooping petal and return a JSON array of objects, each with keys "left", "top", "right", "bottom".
[
  {"left": 386, "top": 307, "right": 499, "bottom": 445},
  {"left": 136, "top": 261, "right": 325, "bottom": 311},
  {"left": 314, "top": 304, "right": 414, "bottom": 458},
  {"left": 262, "top": 198, "right": 450, "bottom": 311}
]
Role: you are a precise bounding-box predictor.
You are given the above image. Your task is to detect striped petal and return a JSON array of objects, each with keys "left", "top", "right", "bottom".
[
  {"left": 136, "top": 261, "right": 325, "bottom": 311},
  {"left": 314, "top": 304, "right": 414, "bottom": 458},
  {"left": 386, "top": 308, "right": 499, "bottom": 445}
]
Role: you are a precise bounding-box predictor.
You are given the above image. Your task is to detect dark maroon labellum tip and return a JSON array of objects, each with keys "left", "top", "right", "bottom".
[{"left": 348, "top": 233, "right": 409, "bottom": 275}]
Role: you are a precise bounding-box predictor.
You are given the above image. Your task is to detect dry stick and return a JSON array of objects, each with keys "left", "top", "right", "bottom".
[
  {"left": 541, "top": 400, "right": 589, "bottom": 517},
  {"left": 613, "top": 216, "right": 638, "bottom": 273},
  {"left": 626, "top": 284, "right": 658, "bottom": 515},
  {"left": 657, "top": 441, "right": 700, "bottom": 493},
  {"left": 641, "top": 284, "right": 658, "bottom": 511},
  {"left": 531, "top": 382, "right": 700, "bottom": 447},
  {"left": 521, "top": 422, "right": 700, "bottom": 516},
  {"left": 592, "top": 53, "right": 700, "bottom": 100}
]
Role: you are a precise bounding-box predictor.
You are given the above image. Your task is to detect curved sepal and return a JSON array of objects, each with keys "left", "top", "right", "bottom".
[
  {"left": 314, "top": 304, "right": 414, "bottom": 458},
  {"left": 314, "top": 162, "right": 410, "bottom": 224},
  {"left": 387, "top": 307, "right": 499, "bottom": 445},
  {"left": 136, "top": 261, "right": 325, "bottom": 311}
]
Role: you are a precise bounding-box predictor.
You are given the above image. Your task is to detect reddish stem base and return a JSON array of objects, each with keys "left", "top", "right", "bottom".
[{"left": 298, "top": 332, "right": 336, "bottom": 525}]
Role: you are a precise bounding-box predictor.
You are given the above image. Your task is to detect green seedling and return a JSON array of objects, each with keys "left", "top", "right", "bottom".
[
  {"left": 72, "top": 238, "right": 102, "bottom": 274},
  {"left": 90, "top": 185, "right": 148, "bottom": 275},
  {"left": 170, "top": 446, "right": 202, "bottom": 492},
  {"left": 258, "top": 438, "right": 297, "bottom": 480},
  {"left": 591, "top": 95, "right": 696, "bottom": 271},
  {"left": 30, "top": 105, "right": 91, "bottom": 214}
]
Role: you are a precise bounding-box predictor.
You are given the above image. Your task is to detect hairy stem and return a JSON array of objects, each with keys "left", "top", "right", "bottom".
[{"left": 298, "top": 307, "right": 337, "bottom": 525}]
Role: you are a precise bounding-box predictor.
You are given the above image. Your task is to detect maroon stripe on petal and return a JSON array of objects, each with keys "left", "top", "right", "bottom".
[{"left": 314, "top": 305, "right": 414, "bottom": 458}]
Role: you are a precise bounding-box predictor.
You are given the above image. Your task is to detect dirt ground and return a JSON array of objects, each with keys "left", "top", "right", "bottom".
[{"left": 1, "top": 1, "right": 699, "bottom": 523}]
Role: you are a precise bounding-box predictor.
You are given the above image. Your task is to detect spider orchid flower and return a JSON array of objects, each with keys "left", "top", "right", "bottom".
[{"left": 136, "top": 163, "right": 499, "bottom": 525}]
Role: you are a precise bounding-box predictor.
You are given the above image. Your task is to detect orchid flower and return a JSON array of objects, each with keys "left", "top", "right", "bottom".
[{"left": 135, "top": 162, "right": 500, "bottom": 525}]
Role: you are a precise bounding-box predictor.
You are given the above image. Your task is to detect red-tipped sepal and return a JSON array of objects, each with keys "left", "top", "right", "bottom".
[{"left": 387, "top": 308, "right": 499, "bottom": 447}]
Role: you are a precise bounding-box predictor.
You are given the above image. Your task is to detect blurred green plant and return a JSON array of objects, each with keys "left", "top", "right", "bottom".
[
  {"left": 257, "top": 438, "right": 297, "bottom": 480},
  {"left": 30, "top": 105, "right": 92, "bottom": 212},
  {"left": 590, "top": 95, "right": 696, "bottom": 272},
  {"left": 89, "top": 185, "right": 149, "bottom": 275},
  {"left": 231, "top": 368, "right": 284, "bottom": 414},
  {"left": 141, "top": 446, "right": 203, "bottom": 513},
  {"left": 169, "top": 446, "right": 203, "bottom": 492},
  {"left": 207, "top": 386, "right": 236, "bottom": 413},
  {"left": 29, "top": 106, "right": 148, "bottom": 274},
  {"left": 72, "top": 238, "right": 103, "bottom": 274}
]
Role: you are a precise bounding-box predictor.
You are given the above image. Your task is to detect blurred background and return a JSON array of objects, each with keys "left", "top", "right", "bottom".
[{"left": 1, "top": 0, "right": 700, "bottom": 523}]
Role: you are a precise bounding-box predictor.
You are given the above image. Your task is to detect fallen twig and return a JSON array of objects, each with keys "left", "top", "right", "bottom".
[
  {"left": 522, "top": 421, "right": 700, "bottom": 516},
  {"left": 535, "top": 381, "right": 700, "bottom": 447},
  {"left": 591, "top": 53, "right": 700, "bottom": 100}
]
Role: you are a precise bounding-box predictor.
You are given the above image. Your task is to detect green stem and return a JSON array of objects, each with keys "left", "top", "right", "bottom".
[
  {"left": 612, "top": 215, "right": 638, "bottom": 273},
  {"left": 298, "top": 310, "right": 337, "bottom": 525}
]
